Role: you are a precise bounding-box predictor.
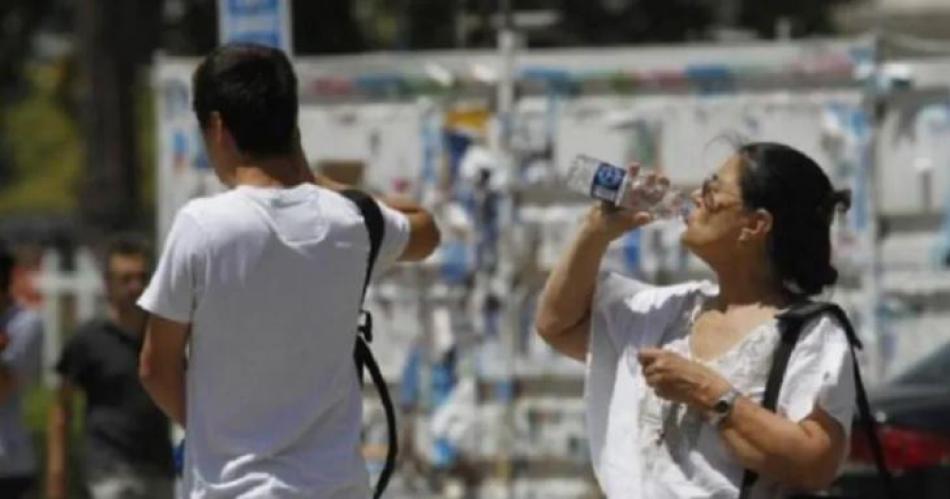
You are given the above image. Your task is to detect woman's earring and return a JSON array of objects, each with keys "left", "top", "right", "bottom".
[{"left": 737, "top": 228, "right": 752, "bottom": 245}]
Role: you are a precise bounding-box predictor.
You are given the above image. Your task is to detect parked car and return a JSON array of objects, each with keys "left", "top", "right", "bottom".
[{"left": 834, "top": 341, "right": 950, "bottom": 498}]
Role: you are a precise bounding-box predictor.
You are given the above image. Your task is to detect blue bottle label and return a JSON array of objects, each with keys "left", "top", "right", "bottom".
[{"left": 590, "top": 162, "right": 625, "bottom": 204}]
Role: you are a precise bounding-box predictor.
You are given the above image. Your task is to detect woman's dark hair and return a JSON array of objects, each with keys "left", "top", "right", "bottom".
[
  {"left": 736, "top": 142, "right": 851, "bottom": 297},
  {"left": 192, "top": 43, "right": 298, "bottom": 157}
]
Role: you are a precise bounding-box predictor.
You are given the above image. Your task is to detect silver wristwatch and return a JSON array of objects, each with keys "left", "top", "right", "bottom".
[{"left": 708, "top": 387, "right": 741, "bottom": 427}]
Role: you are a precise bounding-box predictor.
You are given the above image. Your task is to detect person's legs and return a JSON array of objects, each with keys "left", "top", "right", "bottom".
[
  {"left": 86, "top": 460, "right": 173, "bottom": 499},
  {"left": 0, "top": 475, "right": 36, "bottom": 499},
  {"left": 88, "top": 473, "right": 141, "bottom": 499},
  {"left": 141, "top": 471, "right": 174, "bottom": 499}
]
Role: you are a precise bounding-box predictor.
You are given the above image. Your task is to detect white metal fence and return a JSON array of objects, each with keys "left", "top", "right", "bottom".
[{"left": 35, "top": 247, "right": 105, "bottom": 386}]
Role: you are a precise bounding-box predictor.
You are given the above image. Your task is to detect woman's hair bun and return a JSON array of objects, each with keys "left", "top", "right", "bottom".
[
  {"left": 819, "top": 264, "right": 839, "bottom": 288},
  {"left": 818, "top": 188, "right": 851, "bottom": 222}
]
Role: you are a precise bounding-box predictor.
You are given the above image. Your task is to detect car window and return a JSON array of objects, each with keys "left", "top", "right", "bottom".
[{"left": 893, "top": 341, "right": 950, "bottom": 385}]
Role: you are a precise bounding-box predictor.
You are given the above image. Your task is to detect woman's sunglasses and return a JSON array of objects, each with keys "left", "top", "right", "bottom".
[{"left": 700, "top": 175, "right": 743, "bottom": 212}]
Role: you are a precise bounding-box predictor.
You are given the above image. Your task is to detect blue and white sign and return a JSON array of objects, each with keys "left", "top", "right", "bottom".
[{"left": 218, "top": 0, "right": 293, "bottom": 55}]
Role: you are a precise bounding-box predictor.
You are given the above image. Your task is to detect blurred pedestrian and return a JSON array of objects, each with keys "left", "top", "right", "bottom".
[
  {"left": 0, "top": 244, "right": 44, "bottom": 499},
  {"left": 47, "top": 236, "right": 173, "bottom": 499},
  {"left": 137, "top": 43, "right": 439, "bottom": 498},
  {"left": 536, "top": 143, "right": 857, "bottom": 498}
]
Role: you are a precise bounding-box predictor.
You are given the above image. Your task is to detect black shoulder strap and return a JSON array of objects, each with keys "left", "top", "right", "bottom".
[
  {"left": 340, "top": 189, "right": 397, "bottom": 499},
  {"left": 342, "top": 189, "right": 384, "bottom": 301},
  {"left": 738, "top": 302, "right": 895, "bottom": 499},
  {"left": 737, "top": 306, "right": 809, "bottom": 498}
]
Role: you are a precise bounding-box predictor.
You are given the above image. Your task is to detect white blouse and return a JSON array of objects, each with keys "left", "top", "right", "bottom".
[{"left": 584, "top": 273, "right": 856, "bottom": 499}]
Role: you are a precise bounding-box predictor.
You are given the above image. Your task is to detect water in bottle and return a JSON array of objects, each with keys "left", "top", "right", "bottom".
[{"left": 563, "top": 154, "right": 691, "bottom": 221}]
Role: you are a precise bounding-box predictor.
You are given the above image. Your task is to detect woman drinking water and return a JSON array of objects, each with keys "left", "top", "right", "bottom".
[{"left": 535, "top": 142, "right": 855, "bottom": 498}]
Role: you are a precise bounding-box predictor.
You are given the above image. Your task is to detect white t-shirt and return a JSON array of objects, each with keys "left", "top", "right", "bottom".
[
  {"left": 585, "top": 273, "right": 856, "bottom": 499},
  {"left": 138, "top": 184, "right": 410, "bottom": 498}
]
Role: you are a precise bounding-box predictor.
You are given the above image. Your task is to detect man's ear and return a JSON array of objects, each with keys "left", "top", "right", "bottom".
[
  {"left": 209, "top": 111, "right": 225, "bottom": 147},
  {"left": 738, "top": 208, "right": 773, "bottom": 243},
  {"left": 208, "top": 111, "right": 242, "bottom": 159}
]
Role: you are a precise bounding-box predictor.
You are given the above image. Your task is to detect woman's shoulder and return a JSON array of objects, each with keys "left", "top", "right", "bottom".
[
  {"left": 793, "top": 309, "right": 854, "bottom": 358},
  {"left": 626, "top": 279, "right": 717, "bottom": 312},
  {"left": 781, "top": 306, "right": 858, "bottom": 431}
]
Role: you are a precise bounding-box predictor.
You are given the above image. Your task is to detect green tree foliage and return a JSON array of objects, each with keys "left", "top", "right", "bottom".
[
  {"left": 558, "top": 0, "right": 713, "bottom": 45},
  {"left": 0, "top": 0, "right": 54, "bottom": 187},
  {"left": 158, "top": 1, "right": 856, "bottom": 53},
  {"left": 558, "top": 0, "right": 854, "bottom": 46},
  {"left": 740, "top": 0, "right": 853, "bottom": 39},
  {"left": 0, "top": 1, "right": 52, "bottom": 91},
  {"left": 293, "top": 0, "right": 366, "bottom": 53},
  {"left": 0, "top": 64, "right": 81, "bottom": 216}
]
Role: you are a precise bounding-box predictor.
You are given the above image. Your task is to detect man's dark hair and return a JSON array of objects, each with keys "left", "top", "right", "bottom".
[
  {"left": 0, "top": 243, "right": 14, "bottom": 293},
  {"left": 103, "top": 235, "right": 152, "bottom": 274},
  {"left": 192, "top": 43, "right": 298, "bottom": 157}
]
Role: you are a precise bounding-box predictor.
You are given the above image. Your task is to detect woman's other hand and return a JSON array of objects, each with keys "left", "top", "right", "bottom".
[{"left": 638, "top": 348, "right": 731, "bottom": 411}]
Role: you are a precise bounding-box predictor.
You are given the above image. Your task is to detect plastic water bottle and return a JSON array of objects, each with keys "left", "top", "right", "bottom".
[{"left": 564, "top": 154, "right": 691, "bottom": 220}]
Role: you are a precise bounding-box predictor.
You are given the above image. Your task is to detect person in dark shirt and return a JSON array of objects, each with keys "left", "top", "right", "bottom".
[{"left": 47, "top": 236, "right": 173, "bottom": 499}]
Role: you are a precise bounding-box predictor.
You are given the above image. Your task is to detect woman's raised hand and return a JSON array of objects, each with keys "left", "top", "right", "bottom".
[{"left": 581, "top": 163, "right": 660, "bottom": 242}]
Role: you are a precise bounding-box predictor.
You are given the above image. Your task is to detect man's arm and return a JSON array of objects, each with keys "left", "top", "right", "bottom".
[
  {"left": 312, "top": 172, "right": 440, "bottom": 262},
  {"left": 379, "top": 195, "right": 440, "bottom": 262},
  {"left": 46, "top": 381, "right": 74, "bottom": 499},
  {"left": 139, "top": 315, "right": 189, "bottom": 427}
]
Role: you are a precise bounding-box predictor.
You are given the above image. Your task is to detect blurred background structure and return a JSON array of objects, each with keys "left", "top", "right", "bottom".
[{"left": 2, "top": 1, "right": 950, "bottom": 498}]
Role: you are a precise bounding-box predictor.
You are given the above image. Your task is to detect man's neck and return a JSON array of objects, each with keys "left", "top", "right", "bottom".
[
  {"left": 108, "top": 305, "right": 146, "bottom": 338},
  {"left": 231, "top": 152, "right": 314, "bottom": 188}
]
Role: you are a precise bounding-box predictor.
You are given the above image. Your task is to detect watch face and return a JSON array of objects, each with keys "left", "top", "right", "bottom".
[{"left": 714, "top": 400, "right": 729, "bottom": 414}]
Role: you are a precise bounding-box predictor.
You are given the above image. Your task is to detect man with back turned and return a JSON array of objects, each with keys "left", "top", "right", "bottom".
[{"left": 138, "top": 43, "right": 440, "bottom": 498}]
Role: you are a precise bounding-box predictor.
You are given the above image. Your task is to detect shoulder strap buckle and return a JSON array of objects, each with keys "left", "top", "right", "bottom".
[{"left": 357, "top": 310, "right": 373, "bottom": 343}]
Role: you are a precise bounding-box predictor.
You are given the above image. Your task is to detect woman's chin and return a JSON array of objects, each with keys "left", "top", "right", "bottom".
[
  {"left": 680, "top": 232, "right": 710, "bottom": 260},
  {"left": 680, "top": 230, "right": 697, "bottom": 249}
]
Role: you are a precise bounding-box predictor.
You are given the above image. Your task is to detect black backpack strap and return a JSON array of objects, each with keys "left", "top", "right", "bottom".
[
  {"left": 738, "top": 305, "right": 809, "bottom": 498},
  {"left": 341, "top": 189, "right": 384, "bottom": 302},
  {"left": 341, "top": 189, "right": 397, "bottom": 499},
  {"left": 354, "top": 337, "right": 398, "bottom": 498},
  {"left": 342, "top": 189, "right": 384, "bottom": 380},
  {"left": 818, "top": 305, "right": 896, "bottom": 499},
  {"left": 738, "top": 302, "right": 895, "bottom": 499}
]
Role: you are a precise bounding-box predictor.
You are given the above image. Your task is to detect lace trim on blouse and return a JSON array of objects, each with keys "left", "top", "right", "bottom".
[{"left": 635, "top": 291, "right": 781, "bottom": 479}]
